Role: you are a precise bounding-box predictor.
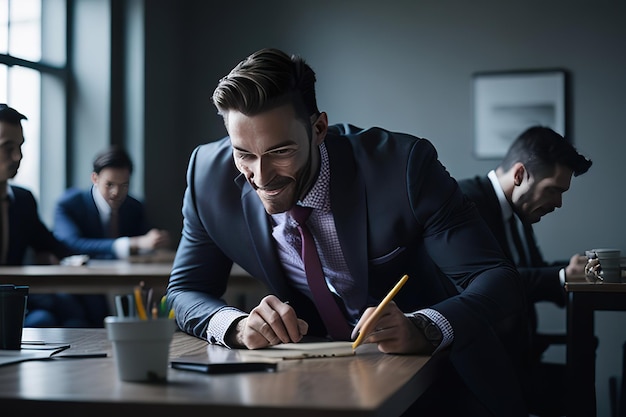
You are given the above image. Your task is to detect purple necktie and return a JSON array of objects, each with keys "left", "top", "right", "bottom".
[{"left": 290, "top": 205, "right": 352, "bottom": 340}]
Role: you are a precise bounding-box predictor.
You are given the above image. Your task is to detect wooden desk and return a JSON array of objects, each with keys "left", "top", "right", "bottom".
[
  {"left": 565, "top": 281, "right": 626, "bottom": 417},
  {"left": 0, "top": 261, "right": 173, "bottom": 295},
  {"left": 0, "top": 262, "right": 265, "bottom": 312},
  {"left": 0, "top": 328, "right": 443, "bottom": 416}
]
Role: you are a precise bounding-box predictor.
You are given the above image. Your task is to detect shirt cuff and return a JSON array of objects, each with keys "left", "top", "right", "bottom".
[
  {"left": 112, "top": 237, "right": 130, "bottom": 259},
  {"left": 417, "top": 307, "right": 453, "bottom": 354},
  {"left": 559, "top": 268, "right": 566, "bottom": 285},
  {"left": 206, "top": 307, "right": 248, "bottom": 348}
]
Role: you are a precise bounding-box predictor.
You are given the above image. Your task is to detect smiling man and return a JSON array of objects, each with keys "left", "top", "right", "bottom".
[
  {"left": 228, "top": 108, "right": 321, "bottom": 216},
  {"left": 458, "top": 125, "right": 592, "bottom": 415},
  {"left": 168, "top": 48, "right": 530, "bottom": 416}
]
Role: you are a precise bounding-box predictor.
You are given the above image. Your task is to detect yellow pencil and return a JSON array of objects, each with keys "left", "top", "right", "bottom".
[
  {"left": 134, "top": 286, "right": 148, "bottom": 320},
  {"left": 352, "top": 274, "right": 409, "bottom": 350}
]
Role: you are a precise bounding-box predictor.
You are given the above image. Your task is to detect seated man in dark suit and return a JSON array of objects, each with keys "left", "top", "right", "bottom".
[
  {"left": 53, "top": 145, "right": 170, "bottom": 260},
  {"left": 53, "top": 146, "right": 171, "bottom": 326},
  {"left": 0, "top": 103, "right": 89, "bottom": 327},
  {"left": 457, "top": 126, "right": 592, "bottom": 416}
]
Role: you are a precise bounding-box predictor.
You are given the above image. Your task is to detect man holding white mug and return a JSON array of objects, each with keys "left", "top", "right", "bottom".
[{"left": 585, "top": 248, "right": 623, "bottom": 283}]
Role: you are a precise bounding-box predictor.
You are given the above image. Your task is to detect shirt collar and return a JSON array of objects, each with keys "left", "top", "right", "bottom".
[
  {"left": 299, "top": 142, "right": 331, "bottom": 212},
  {"left": 487, "top": 169, "right": 513, "bottom": 222},
  {"left": 91, "top": 185, "right": 112, "bottom": 216},
  {"left": 5, "top": 183, "right": 14, "bottom": 202}
]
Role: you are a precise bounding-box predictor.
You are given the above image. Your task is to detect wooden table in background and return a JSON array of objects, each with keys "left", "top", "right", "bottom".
[
  {"left": 565, "top": 281, "right": 626, "bottom": 417},
  {"left": 0, "top": 327, "right": 443, "bottom": 416},
  {"left": 0, "top": 261, "right": 266, "bottom": 312}
]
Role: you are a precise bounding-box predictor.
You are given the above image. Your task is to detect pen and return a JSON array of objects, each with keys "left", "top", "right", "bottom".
[
  {"left": 146, "top": 287, "right": 154, "bottom": 316},
  {"left": 53, "top": 353, "right": 108, "bottom": 359},
  {"left": 115, "top": 294, "right": 135, "bottom": 317},
  {"left": 351, "top": 274, "right": 409, "bottom": 350}
]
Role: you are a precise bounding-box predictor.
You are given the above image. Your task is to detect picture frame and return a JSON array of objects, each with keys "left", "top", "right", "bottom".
[{"left": 472, "top": 69, "right": 568, "bottom": 159}]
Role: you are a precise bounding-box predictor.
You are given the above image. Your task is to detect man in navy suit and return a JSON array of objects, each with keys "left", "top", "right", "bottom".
[
  {"left": 458, "top": 126, "right": 592, "bottom": 415},
  {"left": 0, "top": 103, "right": 88, "bottom": 327},
  {"left": 167, "top": 48, "right": 528, "bottom": 416},
  {"left": 53, "top": 146, "right": 171, "bottom": 326},
  {"left": 53, "top": 146, "right": 170, "bottom": 259}
]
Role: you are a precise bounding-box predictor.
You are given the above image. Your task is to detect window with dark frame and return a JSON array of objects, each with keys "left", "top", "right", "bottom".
[{"left": 0, "top": 0, "right": 67, "bottom": 202}]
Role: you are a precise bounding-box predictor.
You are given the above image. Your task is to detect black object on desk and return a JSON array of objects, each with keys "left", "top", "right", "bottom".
[{"left": 171, "top": 361, "right": 277, "bottom": 374}]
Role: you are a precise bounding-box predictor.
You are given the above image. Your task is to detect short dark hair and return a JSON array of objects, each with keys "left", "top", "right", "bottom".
[
  {"left": 92, "top": 145, "right": 133, "bottom": 174},
  {"left": 498, "top": 126, "right": 592, "bottom": 178},
  {"left": 0, "top": 104, "right": 27, "bottom": 124},
  {"left": 212, "top": 48, "right": 320, "bottom": 127}
]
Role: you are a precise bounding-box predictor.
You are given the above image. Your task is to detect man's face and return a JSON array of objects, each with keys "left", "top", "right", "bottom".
[
  {"left": 0, "top": 120, "right": 24, "bottom": 182},
  {"left": 226, "top": 104, "right": 324, "bottom": 214},
  {"left": 512, "top": 163, "right": 573, "bottom": 224},
  {"left": 91, "top": 167, "right": 131, "bottom": 210}
]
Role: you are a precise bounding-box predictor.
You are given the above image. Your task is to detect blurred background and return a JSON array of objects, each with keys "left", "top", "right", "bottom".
[{"left": 1, "top": 1, "right": 624, "bottom": 414}]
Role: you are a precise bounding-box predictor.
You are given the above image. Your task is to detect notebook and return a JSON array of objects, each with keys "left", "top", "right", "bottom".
[{"left": 237, "top": 341, "right": 355, "bottom": 360}]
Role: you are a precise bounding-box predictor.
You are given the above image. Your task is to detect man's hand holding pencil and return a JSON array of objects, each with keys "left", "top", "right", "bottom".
[{"left": 350, "top": 274, "right": 440, "bottom": 355}]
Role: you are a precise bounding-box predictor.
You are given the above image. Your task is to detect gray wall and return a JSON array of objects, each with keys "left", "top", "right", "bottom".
[{"left": 140, "top": 1, "right": 625, "bottom": 415}]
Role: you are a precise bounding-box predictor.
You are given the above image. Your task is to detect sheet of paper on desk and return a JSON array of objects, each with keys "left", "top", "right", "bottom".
[{"left": 238, "top": 341, "right": 355, "bottom": 360}]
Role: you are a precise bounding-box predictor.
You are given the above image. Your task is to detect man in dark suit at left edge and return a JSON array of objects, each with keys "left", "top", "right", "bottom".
[{"left": 0, "top": 103, "right": 88, "bottom": 327}]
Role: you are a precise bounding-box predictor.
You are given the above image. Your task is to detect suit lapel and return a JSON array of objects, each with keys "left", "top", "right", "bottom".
[
  {"left": 238, "top": 177, "right": 290, "bottom": 296},
  {"left": 478, "top": 177, "right": 516, "bottom": 262},
  {"left": 326, "top": 138, "right": 368, "bottom": 285}
]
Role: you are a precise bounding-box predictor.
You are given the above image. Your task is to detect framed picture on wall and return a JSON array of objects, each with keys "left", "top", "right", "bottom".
[{"left": 472, "top": 69, "right": 568, "bottom": 159}]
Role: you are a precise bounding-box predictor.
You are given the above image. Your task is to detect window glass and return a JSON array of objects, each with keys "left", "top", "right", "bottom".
[
  {"left": 0, "top": 0, "right": 8, "bottom": 53},
  {"left": 0, "top": 0, "right": 43, "bottom": 197},
  {"left": 8, "top": 66, "right": 40, "bottom": 194},
  {"left": 1, "top": 0, "right": 67, "bottom": 224},
  {"left": 8, "top": 0, "right": 41, "bottom": 61}
]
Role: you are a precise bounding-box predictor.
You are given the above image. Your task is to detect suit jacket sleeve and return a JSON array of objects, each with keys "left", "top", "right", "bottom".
[
  {"left": 53, "top": 188, "right": 117, "bottom": 257},
  {"left": 167, "top": 144, "right": 237, "bottom": 339},
  {"left": 7, "top": 187, "right": 73, "bottom": 264},
  {"left": 395, "top": 138, "right": 528, "bottom": 416},
  {"left": 405, "top": 142, "right": 529, "bottom": 416},
  {"left": 405, "top": 142, "right": 525, "bottom": 341},
  {"left": 518, "top": 265, "right": 566, "bottom": 306}
]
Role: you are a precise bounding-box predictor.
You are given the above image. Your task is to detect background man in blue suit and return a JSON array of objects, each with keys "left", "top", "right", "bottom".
[
  {"left": 0, "top": 103, "right": 88, "bottom": 327},
  {"left": 167, "top": 48, "right": 529, "bottom": 416},
  {"left": 53, "top": 145, "right": 170, "bottom": 259},
  {"left": 53, "top": 146, "right": 171, "bottom": 326}
]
